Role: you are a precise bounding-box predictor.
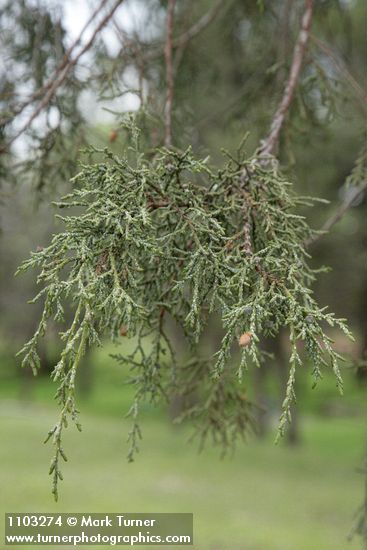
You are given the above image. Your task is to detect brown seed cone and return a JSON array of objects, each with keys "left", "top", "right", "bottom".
[
  {"left": 109, "top": 130, "right": 118, "bottom": 143},
  {"left": 239, "top": 331, "right": 252, "bottom": 347},
  {"left": 120, "top": 325, "right": 128, "bottom": 337}
]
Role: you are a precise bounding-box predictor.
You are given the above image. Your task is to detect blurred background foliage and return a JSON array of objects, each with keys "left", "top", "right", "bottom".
[{"left": 0, "top": 0, "right": 367, "bottom": 548}]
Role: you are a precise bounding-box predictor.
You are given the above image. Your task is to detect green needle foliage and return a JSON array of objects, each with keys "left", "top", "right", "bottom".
[{"left": 17, "top": 120, "right": 353, "bottom": 500}]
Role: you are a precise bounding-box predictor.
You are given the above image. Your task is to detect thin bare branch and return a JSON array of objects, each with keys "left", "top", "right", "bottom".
[
  {"left": 259, "top": 0, "right": 314, "bottom": 157},
  {"left": 277, "top": 0, "right": 294, "bottom": 74},
  {"left": 311, "top": 34, "right": 367, "bottom": 108},
  {"left": 164, "top": 0, "right": 175, "bottom": 149},
  {"left": 118, "top": 0, "right": 228, "bottom": 65},
  {"left": 306, "top": 181, "right": 367, "bottom": 245},
  {"left": 257, "top": 1, "right": 365, "bottom": 246},
  {"left": 172, "top": 0, "right": 230, "bottom": 76},
  {"left": 174, "top": 0, "right": 225, "bottom": 50},
  {"left": 1, "top": 0, "right": 124, "bottom": 153}
]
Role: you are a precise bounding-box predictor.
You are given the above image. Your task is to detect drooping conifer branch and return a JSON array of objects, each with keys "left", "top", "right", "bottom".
[
  {"left": 18, "top": 119, "right": 353, "bottom": 498},
  {"left": 16, "top": 0, "right": 357, "bottom": 503},
  {"left": 0, "top": 0, "right": 124, "bottom": 153},
  {"left": 0, "top": 0, "right": 111, "bottom": 127}
]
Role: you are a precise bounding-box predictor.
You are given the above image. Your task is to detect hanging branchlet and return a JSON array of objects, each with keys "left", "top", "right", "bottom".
[
  {"left": 17, "top": 118, "right": 353, "bottom": 498},
  {"left": 172, "top": 356, "right": 257, "bottom": 456}
]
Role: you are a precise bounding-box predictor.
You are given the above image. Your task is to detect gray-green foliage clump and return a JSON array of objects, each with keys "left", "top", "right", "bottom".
[{"left": 17, "top": 122, "right": 352, "bottom": 500}]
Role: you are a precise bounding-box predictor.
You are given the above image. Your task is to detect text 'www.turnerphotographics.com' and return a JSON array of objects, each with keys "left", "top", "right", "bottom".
[{"left": 5, "top": 513, "right": 193, "bottom": 546}]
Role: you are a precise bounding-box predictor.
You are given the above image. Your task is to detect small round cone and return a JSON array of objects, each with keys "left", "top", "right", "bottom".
[{"left": 239, "top": 331, "right": 252, "bottom": 347}]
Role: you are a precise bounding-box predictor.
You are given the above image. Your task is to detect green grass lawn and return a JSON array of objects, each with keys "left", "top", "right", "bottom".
[
  {"left": 1, "top": 396, "right": 366, "bottom": 550},
  {"left": 1, "top": 341, "right": 367, "bottom": 548}
]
